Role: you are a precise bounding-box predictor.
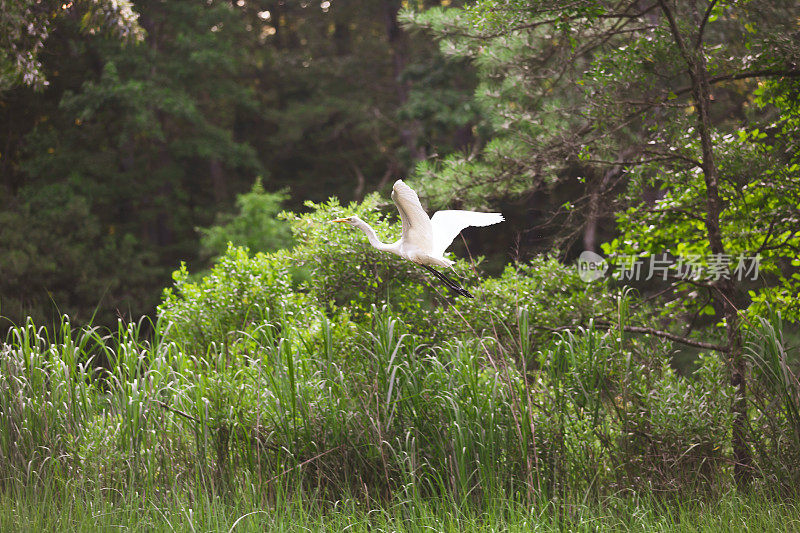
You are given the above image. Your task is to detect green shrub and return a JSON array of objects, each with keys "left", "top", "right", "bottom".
[
  {"left": 13, "top": 194, "right": 783, "bottom": 502},
  {"left": 158, "top": 245, "right": 312, "bottom": 355},
  {"left": 620, "top": 354, "right": 733, "bottom": 494},
  {"left": 198, "top": 178, "right": 292, "bottom": 258},
  {"left": 0, "top": 300, "right": 791, "bottom": 503},
  {"left": 433, "top": 257, "right": 618, "bottom": 353},
  {"left": 526, "top": 321, "right": 733, "bottom": 498}
]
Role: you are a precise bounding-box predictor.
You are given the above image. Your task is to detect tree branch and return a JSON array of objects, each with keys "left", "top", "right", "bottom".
[
  {"left": 155, "top": 399, "right": 201, "bottom": 424},
  {"left": 657, "top": 0, "right": 693, "bottom": 65},
  {"left": 535, "top": 322, "right": 730, "bottom": 352},
  {"left": 695, "top": 0, "right": 719, "bottom": 50},
  {"left": 672, "top": 68, "right": 800, "bottom": 98}
]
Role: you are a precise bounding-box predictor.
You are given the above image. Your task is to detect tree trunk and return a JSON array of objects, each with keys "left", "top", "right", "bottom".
[
  {"left": 659, "top": 0, "right": 751, "bottom": 487},
  {"left": 209, "top": 159, "right": 227, "bottom": 204},
  {"left": 383, "top": 0, "right": 426, "bottom": 165},
  {"left": 691, "top": 21, "right": 751, "bottom": 493},
  {"left": 583, "top": 149, "right": 633, "bottom": 252}
]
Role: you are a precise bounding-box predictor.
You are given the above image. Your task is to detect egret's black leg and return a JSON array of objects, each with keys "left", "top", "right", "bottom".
[
  {"left": 427, "top": 266, "right": 471, "bottom": 297},
  {"left": 440, "top": 269, "right": 473, "bottom": 298},
  {"left": 419, "top": 264, "right": 460, "bottom": 294},
  {"left": 420, "top": 264, "right": 474, "bottom": 298}
]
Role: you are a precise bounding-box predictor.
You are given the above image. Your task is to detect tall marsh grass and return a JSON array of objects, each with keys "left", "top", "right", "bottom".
[
  {"left": 746, "top": 312, "right": 800, "bottom": 489},
  {"left": 1, "top": 297, "right": 798, "bottom": 516}
]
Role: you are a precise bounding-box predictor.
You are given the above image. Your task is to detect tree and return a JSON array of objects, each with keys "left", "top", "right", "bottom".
[
  {"left": 2, "top": 0, "right": 262, "bottom": 327},
  {"left": 198, "top": 178, "right": 292, "bottom": 259},
  {"left": 0, "top": 0, "right": 143, "bottom": 91},
  {"left": 407, "top": 0, "right": 800, "bottom": 486},
  {"left": 243, "top": 0, "right": 479, "bottom": 205}
]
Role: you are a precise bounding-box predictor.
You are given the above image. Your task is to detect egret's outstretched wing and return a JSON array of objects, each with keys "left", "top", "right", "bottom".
[
  {"left": 391, "top": 180, "right": 433, "bottom": 247},
  {"left": 430, "top": 210, "right": 504, "bottom": 257}
]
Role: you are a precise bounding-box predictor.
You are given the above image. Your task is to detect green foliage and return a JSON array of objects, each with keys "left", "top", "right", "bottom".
[
  {"left": 0, "top": 0, "right": 143, "bottom": 91},
  {"left": 198, "top": 178, "right": 292, "bottom": 258},
  {"left": 0, "top": 0, "right": 482, "bottom": 329},
  {"left": 433, "top": 258, "right": 615, "bottom": 349},
  {"left": 406, "top": 0, "right": 800, "bottom": 331},
  {"left": 602, "top": 89, "right": 800, "bottom": 323},
  {"left": 4, "top": 486, "right": 800, "bottom": 532},
  {"left": 622, "top": 355, "right": 734, "bottom": 493},
  {"left": 5, "top": 0, "right": 800, "bottom": 511},
  {"left": 140, "top": 194, "right": 754, "bottom": 498},
  {"left": 529, "top": 323, "right": 734, "bottom": 497},
  {"left": 0, "top": 183, "right": 158, "bottom": 327},
  {"left": 746, "top": 312, "right": 800, "bottom": 489},
  {"left": 158, "top": 245, "right": 311, "bottom": 355},
  {"left": 403, "top": 2, "right": 597, "bottom": 206},
  {"left": 3, "top": 300, "right": 794, "bottom": 505},
  {"left": 3, "top": 0, "right": 264, "bottom": 327}
]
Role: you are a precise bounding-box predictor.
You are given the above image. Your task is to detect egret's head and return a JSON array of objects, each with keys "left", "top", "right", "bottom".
[{"left": 331, "top": 215, "right": 359, "bottom": 226}]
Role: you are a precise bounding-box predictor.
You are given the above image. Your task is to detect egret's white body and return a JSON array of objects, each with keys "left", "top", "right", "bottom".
[
  {"left": 333, "top": 180, "right": 504, "bottom": 297},
  {"left": 335, "top": 180, "right": 503, "bottom": 267}
]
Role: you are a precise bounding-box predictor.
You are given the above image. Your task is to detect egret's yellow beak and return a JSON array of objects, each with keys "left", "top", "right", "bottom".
[{"left": 331, "top": 218, "right": 349, "bottom": 223}]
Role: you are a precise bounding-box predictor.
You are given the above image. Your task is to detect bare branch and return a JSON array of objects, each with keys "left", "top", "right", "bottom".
[
  {"left": 535, "top": 322, "right": 729, "bottom": 352},
  {"left": 695, "top": 0, "right": 720, "bottom": 50},
  {"left": 672, "top": 68, "right": 800, "bottom": 98},
  {"left": 154, "top": 399, "right": 201, "bottom": 424}
]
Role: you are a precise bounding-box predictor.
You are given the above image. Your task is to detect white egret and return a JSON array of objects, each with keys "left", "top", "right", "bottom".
[{"left": 332, "top": 180, "right": 504, "bottom": 298}]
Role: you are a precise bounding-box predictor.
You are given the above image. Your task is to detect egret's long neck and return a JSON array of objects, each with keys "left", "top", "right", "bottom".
[{"left": 354, "top": 219, "right": 398, "bottom": 254}]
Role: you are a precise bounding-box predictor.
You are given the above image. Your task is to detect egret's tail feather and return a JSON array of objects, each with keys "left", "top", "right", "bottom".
[{"left": 421, "top": 264, "right": 474, "bottom": 298}]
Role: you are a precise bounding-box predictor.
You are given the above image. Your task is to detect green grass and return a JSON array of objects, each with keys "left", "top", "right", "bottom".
[{"left": 2, "top": 487, "right": 800, "bottom": 532}]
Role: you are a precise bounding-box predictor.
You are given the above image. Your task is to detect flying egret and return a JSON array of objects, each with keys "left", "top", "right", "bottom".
[{"left": 332, "top": 180, "right": 504, "bottom": 298}]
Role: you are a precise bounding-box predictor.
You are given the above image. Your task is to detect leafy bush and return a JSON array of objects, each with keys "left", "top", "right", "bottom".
[
  {"left": 198, "top": 178, "right": 292, "bottom": 258},
  {"left": 0, "top": 302, "right": 792, "bottom": 504},
  {"left": 7, "top": 194, "right": 776, "bottom": 503},
  {"left": 620, "top": 355, "right": 733, "bottom": 494},
  {"left": 432, "top": 257, "right": 618, "bottom": 352},
  {"left": 281, "top": 197, "right": 619, "bottom": 348},
  {"left": 530, "top": 323, "right": 733, "bottom": 498},
  {"left": 158, "top": 245, "right": 312, "bottom": 355}
]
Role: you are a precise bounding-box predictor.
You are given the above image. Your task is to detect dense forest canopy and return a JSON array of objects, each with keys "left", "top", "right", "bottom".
[{"left": 3, "top": 0, "right": 798, "bottom": 333}]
